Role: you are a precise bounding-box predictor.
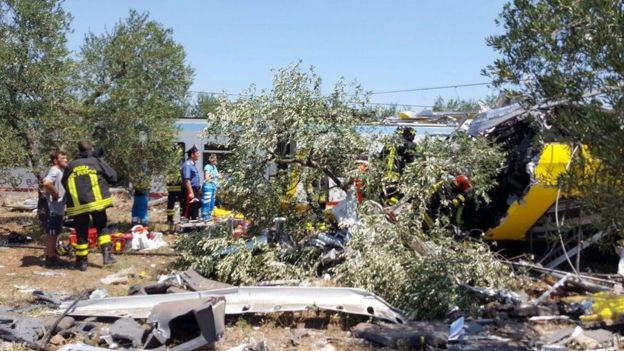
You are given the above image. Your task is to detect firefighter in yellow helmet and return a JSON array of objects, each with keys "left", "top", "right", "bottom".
[{"left": 62, "top": 141, "right": 118, "bottom": 271}]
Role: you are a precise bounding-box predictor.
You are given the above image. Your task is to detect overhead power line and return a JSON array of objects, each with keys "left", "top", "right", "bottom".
[
  {"left": 366, "top": 102, "right": 433, "bottom": 108},
  {"left": 370, "top": 82, "right": 492, "bottom": 95},
  {"left": 189, "top": 90, "right": 241, "bottom": 97},
  {"left": 189, "top": 90, "right": 433, "bottom": 108},
  {"left": 191, "top": 81, "right": 493, "bottom": 98},
  {"left": 191, "top": 82, "right": 494, "bottom": 108}
]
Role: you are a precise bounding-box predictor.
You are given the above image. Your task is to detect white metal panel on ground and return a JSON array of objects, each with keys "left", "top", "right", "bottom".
[{"left": 61, "top": 286, "right": 406, "bottom": 324}]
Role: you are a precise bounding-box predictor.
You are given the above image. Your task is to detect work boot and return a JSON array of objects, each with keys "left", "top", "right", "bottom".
[
  {"left": 102, "top": 244, "right": 117, "bottom": 266},
  {"left": 75, "top": 256, "right": 88, "bottom": 272}
]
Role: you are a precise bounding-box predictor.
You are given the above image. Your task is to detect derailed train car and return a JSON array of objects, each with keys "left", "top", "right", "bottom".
[{"left": 460, "top": 102, "right": 600, "bottom": 267}]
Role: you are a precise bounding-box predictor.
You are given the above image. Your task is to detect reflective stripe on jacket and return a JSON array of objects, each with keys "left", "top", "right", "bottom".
[
  {"left": 63, "top": 153, "right": 117, "bottom": 217},
  {"left": 166, "top": 185, "right": 182, "bottom": 192}
]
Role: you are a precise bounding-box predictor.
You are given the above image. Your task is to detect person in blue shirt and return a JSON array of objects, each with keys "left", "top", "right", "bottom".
[
  {"left": 204, "top": 154, "right": 219, "bottom": 188},
  {"left": 181, "top": 145, "right": 201, "bottom": 220},
  {"left": 202, "top": 154, "right": 219, "bottom": 219}
]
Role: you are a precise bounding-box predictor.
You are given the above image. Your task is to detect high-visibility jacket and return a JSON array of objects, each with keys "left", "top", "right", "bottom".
[
  {"left": 62, "top": 152, "right": 117, "bottom": 216},
  {"left": 166, "top": 175, "right": 182, "bottom": 192},
  {"left": 166, "top": 160, "right": 184, "bottom": 192}
]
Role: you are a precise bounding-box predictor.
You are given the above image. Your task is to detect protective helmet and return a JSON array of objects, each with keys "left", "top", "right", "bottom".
[
  {"left": 453, "top": 175, "right": 472, "bottom": 193},
  {"left": 400, "top": 127, "right": 416, "bottom": 142}
]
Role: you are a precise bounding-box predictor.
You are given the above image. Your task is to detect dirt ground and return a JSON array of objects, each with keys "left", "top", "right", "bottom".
[
  {"left": 0, "top": 191, "right": 176, "bottom": 305},
  {"left": 0, "top": 191, "right": 377, "bottom": 351}
]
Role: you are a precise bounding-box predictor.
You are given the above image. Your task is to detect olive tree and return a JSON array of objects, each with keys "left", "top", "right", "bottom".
[
  {"left": 181, "top": 63, "right": 514, "bottom": 319},
  {"left": 77, "top": 10, "right": 193, "bottom": 192},
  {"left": 0, "top": 0, "right": 84, "bottom": 181},
  {"left": 205, "top": 63, "right": 372, "bottom": 233},
  {"left": 485, "top": 0, "right": 624, "bottom": 233}
]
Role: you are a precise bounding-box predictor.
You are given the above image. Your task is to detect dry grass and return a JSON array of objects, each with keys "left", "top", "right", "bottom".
[
  {"left": 0, "top": 192, "right": 380, "bottom": 350},
  {"left": 0, "top": 192, "right": 177, "bottom": 306}
]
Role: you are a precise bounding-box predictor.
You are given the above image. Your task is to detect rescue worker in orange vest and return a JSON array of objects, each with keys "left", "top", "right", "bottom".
[{"left": 62, "top": 141, "right": 118, "bottom": 271}]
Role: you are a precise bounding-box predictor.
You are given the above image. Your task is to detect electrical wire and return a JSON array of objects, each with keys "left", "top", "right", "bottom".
[
  {"left": 365, "top": 102, "right": 433, "bottom": 108},
  {"left": 189, "top": 80, "right": 493, "bottom": 107},
  {"left": 191, "top": 81, "right": 493, "bottom": 98},
  {"left": 369, "top": 82, "right": 492, "bottom": 95},
  {"left": 554, "top": 144, "right": 580, "bottom": 275}
]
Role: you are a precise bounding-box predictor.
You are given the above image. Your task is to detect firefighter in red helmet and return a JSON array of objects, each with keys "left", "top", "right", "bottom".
[{"left": 424, "top": 174, "right": 472, "bottom": 229}]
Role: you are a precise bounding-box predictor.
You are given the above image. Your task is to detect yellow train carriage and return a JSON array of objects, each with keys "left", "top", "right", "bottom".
[{"left": 484, "top": 143, "right": 593, "bottom": 241}]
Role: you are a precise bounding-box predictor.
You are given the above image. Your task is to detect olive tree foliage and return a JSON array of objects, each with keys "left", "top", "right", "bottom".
[
  {"left": 189, "top": 93, "right": 220, "bottom": 118},
  {"left": 335, "top": 133, "right": 510, "bottom": 319},
  {"left": 175, "top": 130, "right": 513, "bottom": 318},
  {"left": 485, "top": 0, "right": 624, "bottom": 233},
  {"left": 182, "top": 85, "right": 512, "bottom": 318},
  {"left": 205, "top": 63, "right": 372, "bottom": 232},
  {"left": 77, "top": 10, "right": 193, "bottom": 190},
  {"left": 175, "top": 229, "right": 308, "bottom": 286},
  {"left": 0, "top": 0, "right": 85, "bottom": 181},
  {"left": 176, "top": 63, "right": 514, "bottom": 319}
]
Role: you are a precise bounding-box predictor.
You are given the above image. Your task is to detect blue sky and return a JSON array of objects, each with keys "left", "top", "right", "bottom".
[{"left": 62, "top": 0, "right": 507, "bottom": 109}]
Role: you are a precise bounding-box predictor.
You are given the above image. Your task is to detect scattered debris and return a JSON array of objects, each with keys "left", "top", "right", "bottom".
[
  {"left": 179, "top": 268, "right": 233, "bottom": 291},
  {"left": 62, "top": 286, "right": 407, "bottom": 323},
  {"left": 534, "top": 275, "right": 574, "bottom": 306},
  {"left": 0, "top": 232, "right": 33, "bottom": 245},
  {"left": 58, "top": 343, "right": 109, "bottom": 351},
  {"left": 312, "top": 338, "right": 337, "bottom": 351},
  {"left": 227, "top": 339, "right": 268, "bottom": 351},
  {"left": 464, "top": 285, "right": 523, "bottom": 305},
  {"left": 14, "top": 285, "right": 35, "bottom": 294},
  {"left": 147, "top": 197, "right": 167, "bottom": 207},
  {"left": 109, "top": 317, "right": 144, "bottom": 348},
  {"left": 89, "top": 288, "right": 108, "bottom": 300},
  {"left": 0, "top": 312, "right": 46, "bottom": 346},
  {"left": 529, "top": 315, "right": 571, "bottom": 323},
  {"left": 33, "top": 270, "right": 65, "bottom": 277},
  {"left": 49, "top": 333, "right": 65, "bottom": 346},
  {"left": 32, "top": 290, "right": 62, "bottom": 306},
  {"left": 3, "top": 199, "right": 37, "bottom": 211},
  {"left": 129, "top": 225, "right": 167, "bottom": 251},
  {"left": 143, "top": 281, "right": 173, "bottom": 295},
  {"left": 45, "top": 316, "right": 75, "bottom": 335},
  {"left": 564, "top": 292, "right": 624, "bottom": 324},
  {"left": 448, "top": 316, "right": 464, "bottom": 341},
  {"left": 144, "top": 297, "right": 225, "bottom": 350},
  {"left": 352, "top": 321, "right": 448, "bottom": 349},
  {"left": 100, "top": 267, "right": 136, "bottom": 285},
  {"left": 513, "top": 261, "right": 615, "bottom": 292},
  {"left": 290, "top": 329, "right": 309, "bottom": 346}
]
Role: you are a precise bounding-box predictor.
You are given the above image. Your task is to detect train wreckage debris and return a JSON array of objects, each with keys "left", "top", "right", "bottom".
[{"left": 60, "top": 286, "right": 406, "bottom": 324}]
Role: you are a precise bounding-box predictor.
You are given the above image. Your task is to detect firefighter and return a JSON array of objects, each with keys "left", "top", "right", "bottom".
[
  {"left": 425, "top": 174, "right": 472, "bottom": 229},
  {"left": 381, "top": 127, "right": 418, "bottom": 205},
  {"left": 166, "top": 144, "right": 184, "bottom": 230},
  {"left": 62, "top": 141, "right": 118, "bottom": 271}
]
